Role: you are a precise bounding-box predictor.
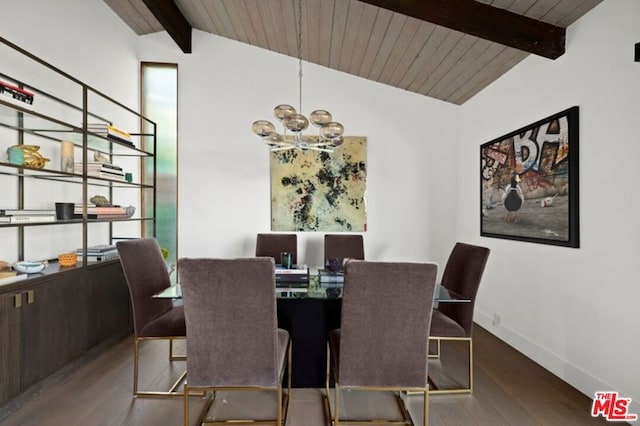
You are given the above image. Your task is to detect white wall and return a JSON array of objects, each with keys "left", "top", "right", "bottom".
[
  {"left": 2, "top": 0, "right": 139, "bottom": 107},
  {"left": 137, "top": 30, "right": 459, "bottom": 268},
  {"left": 458, "top": 0, "right": 640, "bottom": 414}
]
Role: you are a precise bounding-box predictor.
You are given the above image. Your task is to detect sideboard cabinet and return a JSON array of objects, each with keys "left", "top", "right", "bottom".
[{"left": 0, "top": 261, "right": 130, "bottom": 407}]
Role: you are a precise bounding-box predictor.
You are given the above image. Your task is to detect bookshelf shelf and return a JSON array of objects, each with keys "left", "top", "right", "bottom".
[
  {"left": 0, "top": 36, "right": 143, "bottom": 410},
  {"left": 0, "top": 35, "right": 157, "bottom": 271}
]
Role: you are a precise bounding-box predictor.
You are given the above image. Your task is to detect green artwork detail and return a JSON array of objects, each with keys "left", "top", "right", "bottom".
[{"left": 270, "top": 136, "right": 367, "bottom": 232}]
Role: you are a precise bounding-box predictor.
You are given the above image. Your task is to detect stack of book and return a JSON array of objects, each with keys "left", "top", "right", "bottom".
[
  {"left": 74, "top": 162, "right": 125, "bottom": 181},
  {"left": 73, "top": 204, "right": 129, "bottom": 219},
  {"left": 318, "top": 269, "right": 344, "bottom": 288},
  {"left": 76, "top": 244, "right": 119, "bottom": 263},
  {"left": 0, "top": 208, "right": 56, "bottom": 224},
  {"left": 87, "top": 123, "right": 133, "bottom": 146},
  {"left": 0, "top": 80, "right": 35, "bottom": 110},
  {"left": 275, "top": 266, "right": 309, "bottom": 285},
  {"left": 275, "top": 266, "right": 309, "bottom": 296},
  {"left": 0, "top": 272, "right": 28, "bottom": 286}
]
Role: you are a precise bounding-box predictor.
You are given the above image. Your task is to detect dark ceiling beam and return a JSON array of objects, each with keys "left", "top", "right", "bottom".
[
  {"left": 357, "top": 0, "right": 565, "bottom": 59},
  {"left": 142, "top": 0, "right": 192, "bottom": 53}
]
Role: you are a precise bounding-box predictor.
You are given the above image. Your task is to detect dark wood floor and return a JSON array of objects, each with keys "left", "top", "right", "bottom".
[{"left": 1, "top": 325, "right": 606, "bottom": 425}]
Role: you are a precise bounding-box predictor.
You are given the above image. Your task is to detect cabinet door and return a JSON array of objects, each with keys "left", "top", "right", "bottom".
[
  {"left": 85, "top": 261, "right": 131, "bottom": 348},
  {"left": 0, "top": 291, "right": 22, "bottom": 404},
  {"left": 19, "top": 272, "right": 87, "bottom": 390}
]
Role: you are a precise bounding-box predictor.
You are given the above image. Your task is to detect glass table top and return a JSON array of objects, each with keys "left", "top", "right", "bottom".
[{"left": 154, "top": 273, "right": 470, "bottom": 303}]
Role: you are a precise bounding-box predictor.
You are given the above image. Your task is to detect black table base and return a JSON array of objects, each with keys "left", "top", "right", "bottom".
[{"left": 277, "top": 297, "right": 341, "bottom": 388}]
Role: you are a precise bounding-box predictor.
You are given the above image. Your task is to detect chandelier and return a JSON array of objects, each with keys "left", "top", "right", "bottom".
[{"left": 251, "top": 0, "right": 344, "bottom": 153}]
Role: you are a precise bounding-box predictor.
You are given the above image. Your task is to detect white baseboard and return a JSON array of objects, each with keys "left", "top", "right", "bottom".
[{"left": 474, "top": 310, "right": 639, "bottom": 423}]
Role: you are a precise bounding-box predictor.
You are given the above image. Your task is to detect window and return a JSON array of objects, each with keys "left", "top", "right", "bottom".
[{"left": 141, "top": 63, "right": 178, "bottom": 266}]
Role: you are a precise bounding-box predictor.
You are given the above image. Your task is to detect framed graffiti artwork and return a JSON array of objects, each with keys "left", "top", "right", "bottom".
[{"left": 480, "top": 106, "right": 579, "bottom": 247}]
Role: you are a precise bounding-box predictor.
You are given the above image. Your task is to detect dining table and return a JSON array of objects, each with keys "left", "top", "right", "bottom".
[{"left": 154, "top": 273, "right": 470, "bottom": 388}]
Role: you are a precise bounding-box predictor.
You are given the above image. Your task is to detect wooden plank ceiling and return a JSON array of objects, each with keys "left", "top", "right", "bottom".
[{"left": 104, "top": 0, "right": 602, "bottom": 105}]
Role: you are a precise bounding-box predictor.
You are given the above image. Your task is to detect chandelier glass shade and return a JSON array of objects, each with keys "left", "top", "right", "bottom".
[
  {"left": 251, "top": 105, "right": 344, "bottom": 152},
  {"left": 251, "top": 0, "right": 344, "bottom": 153}
]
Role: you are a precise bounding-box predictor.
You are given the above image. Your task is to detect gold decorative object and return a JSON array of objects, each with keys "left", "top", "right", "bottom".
[
  {"left": 10, "top": 145, "right": 50, "bottom": 169},
  {"left": 58, "top": 253, "right": 77, "bottom": 267}
]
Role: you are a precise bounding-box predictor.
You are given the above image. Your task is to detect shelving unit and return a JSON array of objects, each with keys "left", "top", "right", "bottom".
[
  {"left": 0, "top": 35, "right": 156, "bottom": 268},
  {"left": 0, "top": 36, "right": 152, "bottom": 410}
]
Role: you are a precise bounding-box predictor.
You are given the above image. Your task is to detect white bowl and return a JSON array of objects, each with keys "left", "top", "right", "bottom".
[{"left": 14, "top": 261, "right": 47, "bottom": 274}]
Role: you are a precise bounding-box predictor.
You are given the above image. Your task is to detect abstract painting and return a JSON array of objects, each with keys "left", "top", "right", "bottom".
[
  {"left": 271, "top": 136, "right": 367, "bottom": 232},
  {"left": 480, "top": 107, "right": 579, "bottom": 247}
]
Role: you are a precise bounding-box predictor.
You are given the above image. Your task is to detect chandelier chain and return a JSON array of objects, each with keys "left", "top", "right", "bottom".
[
  {"left": 250, "top": 0, "right": 344, "bottom": 153},
  {"left": 297, "top": 0, "right": 303, "bottom": 113}
]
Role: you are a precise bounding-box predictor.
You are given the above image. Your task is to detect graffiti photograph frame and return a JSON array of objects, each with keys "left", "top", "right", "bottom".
[{"left": 480, "top": 106, "right": 579, "bottom": 248}]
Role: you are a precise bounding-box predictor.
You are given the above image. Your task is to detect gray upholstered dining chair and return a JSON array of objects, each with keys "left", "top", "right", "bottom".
[
  {"left": 116, "top": 238, "right": 186, "bottom": 397},
  {"left": 429, "top": 242, "right": 490, "bottom": 394},
  {"left": 179, "top": 257, "right": 291, "bottom": 425},
  {"left": 323, "top": 234, "right": 364, "bottom": 269},
  {"left": 255, "top": 233, "right": 298, "bottom": 266},
  {"left": 326, "top": 260, "right": 437, "bottom": 425}
]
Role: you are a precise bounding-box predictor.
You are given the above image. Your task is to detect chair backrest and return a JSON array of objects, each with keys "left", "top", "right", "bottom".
[
  {"left": 324, "top": 234, "right": 364, "bottom": 267},
  {"left": 438, "top": 242, "right": 491, "bottom": 336},
  {"left": 255, "top": 233, "right": 297, "bottom": 265},
  {"left": 178, "top": 257, "right": 279, "bottom": 387},
  {"left": 338, "top": 260, "right": 437, "bottom": 388},
  {"left": 116, "top": 238, "right": 173, "bottom": 337}
]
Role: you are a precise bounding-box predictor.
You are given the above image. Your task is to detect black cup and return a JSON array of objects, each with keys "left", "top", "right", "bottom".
[
  {"left": 55, "top": 202, "right": 74, "bottom": 220},
  {"left": 326, "top": 287, "right": 342, "bottom": 298},
  {"left": 280, "top": 252, "right": 292, "bottom": 269}
]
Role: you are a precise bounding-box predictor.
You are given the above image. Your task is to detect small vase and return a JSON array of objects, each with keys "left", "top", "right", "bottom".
[{"left": 61, "top": 140, "right": 74, "bottom": 173}]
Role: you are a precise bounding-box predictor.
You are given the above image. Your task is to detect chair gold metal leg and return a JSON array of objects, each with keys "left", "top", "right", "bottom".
[
  {"left": 332, "top": 386, "right": 415, "bottom": 425},
  {"left": 325, "top": 344, "right": 337, "bottom": 426},
  {"left": 277, "top": 384, "right": 282, "bottom": 426},
  {"left": 183, "top": 384, "right": 189, "bottom": 426},
  {"left": 325, "top": 344, "right": 330, "bottom": 404},
  {"left": 133, "top": 337, "right": 188, "bottom": 397},
  {"left": 395, "top": 392, "right": 412, "bottom": 422},
  {"left": 170, "top": 337, "right": 187, "bottom": 361},
  {"left": 182, "top": 386, "right": 285, "bottom": 425},
  {"left": 276, "top": 340, "right": 292, "bottom": 426},
  {"left": 325, "top": 347, "right": 420, "bottom": 426},
  {"left": 428, "top": 337, "right": 473, "bottom": 394},
  {"left": 468, "top": 338, "right": 473, "bottom": 393},
  {"left": 428, "top": 337, "right": 440, "bottom": 359},
  {"left": 334, "top": 382, "right": 339, "bottom": 426},
  {"left": 424, "top": 387, "right": 429, "bottom": 426},
  {"left": 288, "top": 342, "right": 292, "bottom": 398},
  {"left": 194, "top": 391, "right": 214, "bottom": 424},
  {"left": 170, "top": 370, "right": 188, "bottom": 393},
  {"left": 133, "top": 338, "right": 140, "bottom": 395}
]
